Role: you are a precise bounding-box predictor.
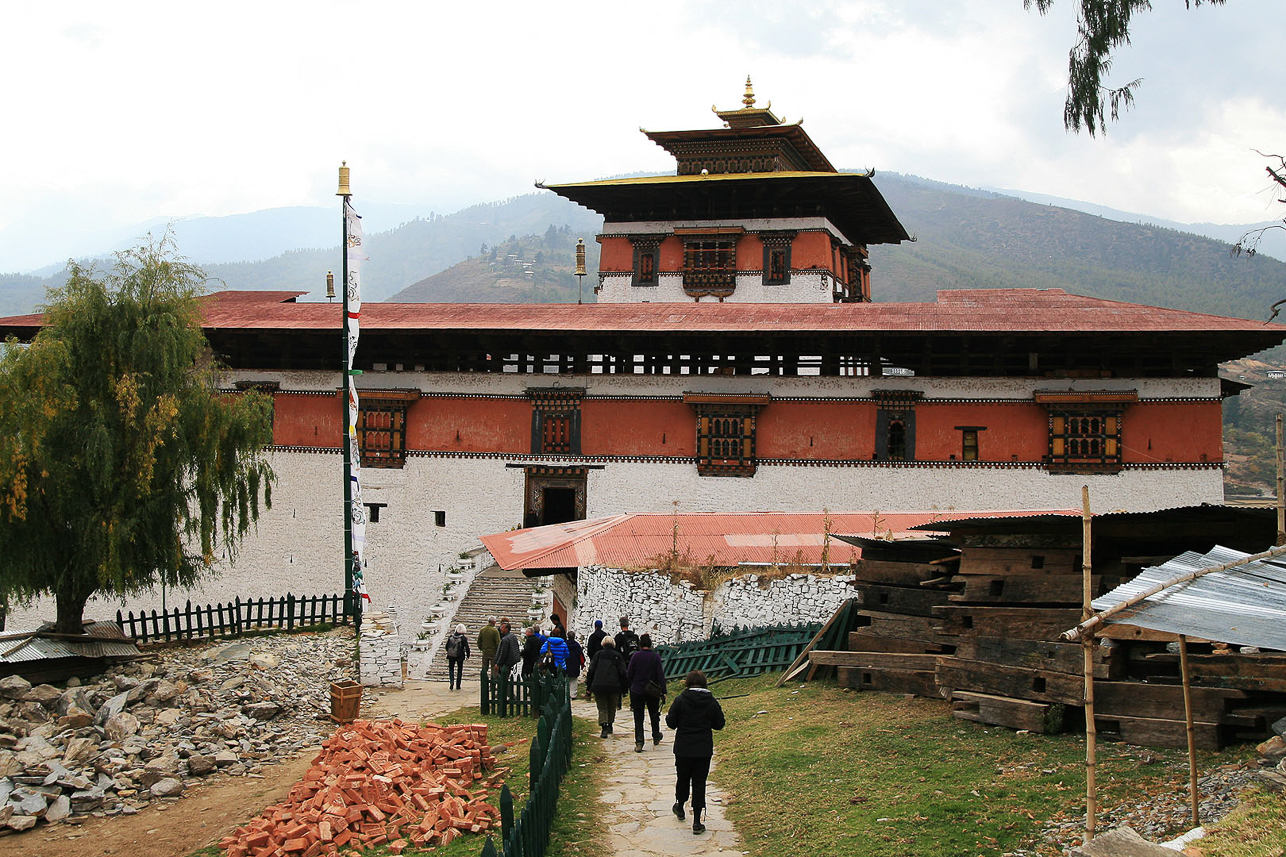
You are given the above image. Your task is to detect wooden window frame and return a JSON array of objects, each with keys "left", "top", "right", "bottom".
[
  {"left": 685, "top": 393, "right": 769, "bottom": 478},
  {"left": 761, "top": 232, "right": 795, "bottom": 286},
  {"left": 631, "top": 236, "right": 662, "bottom": 287},
  {"left": 358, "top": 391, "right": 417, "bottom": 469},
  {"left": 1035, "top": 391, "right": 1135, "bottom": 474},
  {"left": 961, "top": 429, "right": 979, "bottom": 461},
  {"left": 682, "top": 237, "right": 737, "bottom": 297},
  {"left": 528, "top": 388, "right": 584, "bottom": 456}
]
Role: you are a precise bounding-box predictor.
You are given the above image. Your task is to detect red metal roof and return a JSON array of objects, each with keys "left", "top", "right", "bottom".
[
  {"left": 479, "top": 510, "right": 1067, "bottom": 571},
  {"left": 83, "top": 289, "right": 1286, "bottom": 336}
]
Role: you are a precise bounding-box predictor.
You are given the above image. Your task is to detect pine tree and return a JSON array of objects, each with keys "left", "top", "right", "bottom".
[{"left": 0, "top": 239, "right": 275, "bottom": 633}]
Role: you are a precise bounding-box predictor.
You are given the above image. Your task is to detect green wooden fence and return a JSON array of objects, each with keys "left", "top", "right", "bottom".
[
  {"left": 656, "top": 620, "right": 823, "bottom": 680},
  {"left": 480, "top": 672, "right": 574, "bottom": 857},
  {"left": 480, "top": 669, "right": 568, "bottom": 719}
]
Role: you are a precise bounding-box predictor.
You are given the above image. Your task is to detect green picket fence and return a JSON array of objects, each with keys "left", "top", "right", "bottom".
[
  {"left": 480, "top": 672, "right": 574, "bottom": 857},
  {"left": 655, "top": 617, "right": 838, "bottom": 680},
  {"left": 479, "top": 669, "right": 568, "bottom": 719}
]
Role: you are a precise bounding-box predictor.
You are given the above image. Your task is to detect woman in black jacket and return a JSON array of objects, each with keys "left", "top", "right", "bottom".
[
  {"left": 665, "top": 669, "right": 725, "bottom": 835},
  {"left": 585, "top": 636, "right": 626, "bottom": 738}
]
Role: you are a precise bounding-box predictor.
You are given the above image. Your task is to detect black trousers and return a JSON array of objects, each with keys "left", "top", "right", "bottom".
[
  {"left": 448, "top": 657, "right": 464, "bottom": 689},
  {"left": 630, "top": 691, "right": 662, "bottom": 744},
  {"left": 674, "top": 754, "right": 712, "bottom": 811}
]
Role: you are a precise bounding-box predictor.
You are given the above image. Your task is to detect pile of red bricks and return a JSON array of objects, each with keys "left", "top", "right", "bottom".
[{"left": 220, "top": 719, "right": 515, "bottom": 856}]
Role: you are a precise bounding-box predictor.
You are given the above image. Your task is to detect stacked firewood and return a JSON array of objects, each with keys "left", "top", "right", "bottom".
[{"left": 220, "top": 719, "right": 514, "bottom": 856}]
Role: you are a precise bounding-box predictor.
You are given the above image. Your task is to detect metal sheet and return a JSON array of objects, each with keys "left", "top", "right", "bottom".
[{"left": 1090, "top": 545, "right": 1286, "bottom": 652}]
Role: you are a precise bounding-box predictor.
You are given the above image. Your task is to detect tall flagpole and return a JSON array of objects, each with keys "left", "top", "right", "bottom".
[{"left": 339, "top": 163, "right": 354, "bottom": 623}]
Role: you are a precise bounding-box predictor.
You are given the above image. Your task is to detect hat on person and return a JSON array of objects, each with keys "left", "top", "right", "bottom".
[{"left": 594, "top": 619, "right": 603, "bottom": 628}]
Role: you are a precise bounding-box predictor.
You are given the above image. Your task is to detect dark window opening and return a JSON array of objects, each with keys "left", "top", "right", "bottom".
[
  {"left": 434, "top": 510, "right": 446, "bottom": 527},
  {"left": 541, "top": 487, "right": 577, "bottom": 525},
  {"left": 1032, "top": 676, "right": 1047, "bottom": 693},
  {"left": 887, "top": 420, "right": 907, "bottom": 460},
  {"left": 962, "top": 429, "right": 978, "bottom": 461},
  {"left": 1031, "top": 555, "right": 1045, "bottom": 569},
  {"left": 988, "top": 580, "right": 1004, "bottom": 596},
  {"left": 364, "top": 502, "right": 387, "bottom": 523},
  {"left": 637, "top": 251, "right": 656, "bottom": 286}
]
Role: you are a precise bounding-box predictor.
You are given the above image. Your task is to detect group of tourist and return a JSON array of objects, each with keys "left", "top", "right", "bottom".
[{"left": 443, "top": 613, "right": 724, "bottom": 835}]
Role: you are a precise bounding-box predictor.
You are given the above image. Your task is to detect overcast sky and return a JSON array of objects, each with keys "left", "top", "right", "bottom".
[{"left": 4, "top": 1, "right": 1283, "bottom": 272}]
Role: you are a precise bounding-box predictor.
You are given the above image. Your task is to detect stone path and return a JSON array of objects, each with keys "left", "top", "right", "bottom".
[
  {"left": 570, "top": 696, "right": 747, "bottom": 857},
  {"left": 367, "top": 681, "right": 747, "bottom": 856}
]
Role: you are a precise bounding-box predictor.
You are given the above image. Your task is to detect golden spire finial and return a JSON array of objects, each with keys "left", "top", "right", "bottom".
[
  {"left": 743, "top": 76, "right": 755, "bottom": 108},
  {"left": 337, "top": 161, "right": 351, "bottom": 197}
]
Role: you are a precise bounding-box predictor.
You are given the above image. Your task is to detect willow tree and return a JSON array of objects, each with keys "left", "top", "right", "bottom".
[{"left": 0, "top": 240, "right": 274, "bottom": 633}]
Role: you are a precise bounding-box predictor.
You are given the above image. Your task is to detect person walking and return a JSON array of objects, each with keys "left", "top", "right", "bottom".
[
  {"left": 476, "top": 618, "right": 500, "bottom": 676},
  {"left": 586, "top": 619, "right": 607, "bottom": 660},
  {"left": 540, "top": 628, "right": 569, "bottom": 673},
  {"left": 445, "top": 623, "right": 471, "bottom": 691},
  {"left": 520, "top": 625, "right": 546, "bottom": 677},
  {"left": 565, "top": 630, "right": 585, "bottom": 697},
  {"left": 666, "top": 670, "right": 725, "bottom": 835},
  {"left": 494, "top": 620, "right": 520, "bottom": 678},
  {"left": 625, "top": 633, "right": 667, "bottom": 753},
  {"left": 585, "top": 636, "right": 626, "bottom": 738},
  {"left": 615, "top": 616, "right": 640, "bottom": 661}
]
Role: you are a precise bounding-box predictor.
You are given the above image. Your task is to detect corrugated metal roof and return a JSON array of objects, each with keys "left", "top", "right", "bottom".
[
  {"left": 5, "top": 289, "right": 1278, "bottom": 338},
  {"left": 0, "top": 622, "right": 139, "bottom": 665},
  {"left": 481, "top": 511, "right": 1004, "bottom": 571},
  {"left": 1089, "top": 545, "right": 1286, "bottom": 651}
]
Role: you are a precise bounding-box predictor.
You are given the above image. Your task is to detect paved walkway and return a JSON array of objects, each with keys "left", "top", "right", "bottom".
[
  {"left": 365, "top": 681, "right": 747, "bottom": 856},
  {"left": 570, "top": 695, "right": 746, "bottom": 857}
]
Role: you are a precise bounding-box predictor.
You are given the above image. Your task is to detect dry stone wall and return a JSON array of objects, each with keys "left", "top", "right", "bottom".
[{"left": 572, "top": 565, "right": 854, "bottom": 644}]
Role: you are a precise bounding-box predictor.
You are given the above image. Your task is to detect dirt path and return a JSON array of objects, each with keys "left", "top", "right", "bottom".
[
  {"left": 0, "top": 679, "right": 473, "bottom": 857},
  {"left": 0, "top": 750, "right": 318, "bottom": 857}
]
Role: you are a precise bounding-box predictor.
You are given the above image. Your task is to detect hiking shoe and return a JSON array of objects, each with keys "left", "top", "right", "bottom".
[
  {"left": 672, "top": 802, "right": 685, "bottom": 821},
  {"left": 599, "top": 726, "right": 609, "bottom": 739},
  {"left": 653, "top": 733, "right": 663, "bottom": 746},
  {"left": 692, "top": 820, "right": 706, "bottom": 835},
  {"left": 634, "top": 742, "right": 644, "bottom": 753}
]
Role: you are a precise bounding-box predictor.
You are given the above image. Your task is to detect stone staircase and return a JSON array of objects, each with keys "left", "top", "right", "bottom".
[{"left": 423, "top": 565, "right": 543, "bottom": 682}]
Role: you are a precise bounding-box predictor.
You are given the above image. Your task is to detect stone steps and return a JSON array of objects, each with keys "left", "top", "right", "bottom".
[{"left": 424, "top": 566, "right": 543, "bottom": 681}]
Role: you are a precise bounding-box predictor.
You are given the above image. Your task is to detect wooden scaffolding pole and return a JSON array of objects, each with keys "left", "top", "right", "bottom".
[
  {"left": 1178, "top": 634, "right": 1201, "bottom": 826},
  {"left": 1278, "top": 414, "right": 1285, "bottom": 547},
  {"left": 1081, "top": 485, "right": 1097, "bottom": 842}
]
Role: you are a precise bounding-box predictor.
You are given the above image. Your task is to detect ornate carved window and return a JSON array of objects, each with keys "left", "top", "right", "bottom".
[
  {"left": 528, "top": 388, "right": 584, "bottom": 455},
  {"left": 357, "top": 390, "right": 418, "bottom": 469},
  {"left": 873, "top": 390, "right": 921, "bottom": 461},
  {"left": 684, "top": 392, "right": 769, "bottom": 477},
  {"left": 631, "top": 236, "right": 662, "bottom": 287},
  {"left": 682, "top": 237, "right": 737, "bottom": 297},
  {"left": 761, "top": 232, "right": 795, "bottom": 286},
  {"left": 1035, "top": 391, "right": 1136, "bottom": 473}
]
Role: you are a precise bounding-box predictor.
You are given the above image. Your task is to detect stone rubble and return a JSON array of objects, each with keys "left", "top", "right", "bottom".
[{"left": 0, "top": 628, "right": 357, "bottom": 835}]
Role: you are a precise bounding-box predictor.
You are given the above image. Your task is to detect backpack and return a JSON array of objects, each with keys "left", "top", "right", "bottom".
[
  {"left": 446, "top": 634, "right": 463, "bottom": 658},
  {"left": 618, "top": 631, "right": 638, "bottom": 659}
]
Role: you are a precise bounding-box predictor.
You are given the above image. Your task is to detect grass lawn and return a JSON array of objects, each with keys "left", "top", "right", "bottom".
[
  {"left": 1191, "top": 789, "right": 1286, "bottom": 857},
  {"left": 709, "top": 674, "right": 1261, "bottom": 857}
]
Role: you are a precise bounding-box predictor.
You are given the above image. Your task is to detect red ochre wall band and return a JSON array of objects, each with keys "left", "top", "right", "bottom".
[
  {"left": 598, "top": 230, "right": 842, "bottom": 278},
  {"left": 268, "top": 394, "right": 1224, "bottom": 465}
]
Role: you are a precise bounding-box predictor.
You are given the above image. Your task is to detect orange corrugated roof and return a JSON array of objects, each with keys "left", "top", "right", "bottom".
[{"left": 480, "top": 510, "right": 1069, "bottom": 571}]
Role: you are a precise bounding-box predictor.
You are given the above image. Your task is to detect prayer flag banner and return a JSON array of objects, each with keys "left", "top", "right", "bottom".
[{"left": 345, "top": 201, "right": 368, "bottom": 569}]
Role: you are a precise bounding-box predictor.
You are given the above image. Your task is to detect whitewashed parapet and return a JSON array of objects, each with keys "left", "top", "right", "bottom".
[
  {"left": 574, "top": 566, "right": 855, "bottom": 645},
  {"left": 359, "top": 610, "right": 404, "bottom": 687}
]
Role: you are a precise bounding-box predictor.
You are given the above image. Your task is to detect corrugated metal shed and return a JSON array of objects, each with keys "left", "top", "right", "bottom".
[
  {"left": 481, "top": 510, "right": 1019, "bottom": 572},
  {"left": 1089, "top": 545, "right": 1286, "bottom": 652}
]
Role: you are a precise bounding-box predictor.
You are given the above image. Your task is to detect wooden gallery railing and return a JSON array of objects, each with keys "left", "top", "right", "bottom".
[
  {"left": 480, "top": 672, "right": 573, "bottom": 857},
  {"left": 116, "top": 593, "right": 349, "bottom": 644}
]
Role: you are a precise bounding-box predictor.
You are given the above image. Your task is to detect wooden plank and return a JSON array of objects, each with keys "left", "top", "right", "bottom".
[
  {"left": 836, "top": 666, "right": 939, "bottom": 697},
  {"left": 957, "top": 547, "right": 1081, "bottom": 577},
  {"left": 953, "top": 635, "right": 1121, "bottom": 679},
  {"left": 951, "top": 691, "right": 1066, "bottom": 734},
  {"left": 936, "top": 659, "right": 1085, "bottom": 706},
  {"left": 856, "top": 611, "right": 959, "bottom": 648},
  {"left": 950, "top": 574, "right": 1123, "bottom": 605},
  {"left": 1096, "top": 624, "right": 1206, "bottom": 643},
  {"left": 809, "top": 651, "right": 942, "bottom": 671},
  {"left": 854, "top": 584, "right": 955, "bottom": 617},
  {"left": 1095, "top": 714, "right": 1225, "bottom": 751},
  {"left": 1094, "top": 681, "right": 1246, "bottom": 722},
  {"left": 932, "top": 606, "right": 1083, "bottom": 640},
  {"left": 850, "top": 559, "right": 946, "bottom": 587},
  {"left": 1139, "top": 653, "right": 1286, "bottom": 693},
  {"left": 847, "top": 632, "right": 949, "bottom": 654}
]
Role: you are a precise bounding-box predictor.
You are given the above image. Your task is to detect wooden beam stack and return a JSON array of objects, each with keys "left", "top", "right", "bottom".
[{"left": 219, "top": 719, "right": 512, "bottom": 857}]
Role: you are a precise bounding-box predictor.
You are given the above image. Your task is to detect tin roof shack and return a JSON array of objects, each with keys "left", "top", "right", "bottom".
[
  {"left": 809, "top": 506, "right": 1286, "bottom": 750},
  {"left": 0, "top": 622, "right": 140, "bottom": 685}
]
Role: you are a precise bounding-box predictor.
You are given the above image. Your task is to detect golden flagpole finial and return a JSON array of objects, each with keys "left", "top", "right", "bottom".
[
  {"left": 743, "top": 76, "right": 755, "bottom": 108},
  {"left": 337, "top": 161, "right": 352, "bottom": 197}
]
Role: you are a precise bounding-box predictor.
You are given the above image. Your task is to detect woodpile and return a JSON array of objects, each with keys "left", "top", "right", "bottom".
[
  {"left": 814, "top": 538, "right": 1286, "bottom": 751},
  {"left": 220, "top": 719, "right": 512, "bottom": 856}
]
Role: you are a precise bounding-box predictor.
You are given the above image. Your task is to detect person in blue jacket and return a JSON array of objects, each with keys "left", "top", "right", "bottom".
[{"left": 540, "top": 627, "right": 570, "bottom": 673}]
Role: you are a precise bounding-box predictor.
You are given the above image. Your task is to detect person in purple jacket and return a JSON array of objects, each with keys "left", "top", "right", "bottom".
[{"left": 625, "top": 633, "right": 667, "bottom": 753}]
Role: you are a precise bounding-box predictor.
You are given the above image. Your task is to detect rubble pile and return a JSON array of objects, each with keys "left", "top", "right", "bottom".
[
  {"left": 220, "top": 719, "right": 506, "bottom": 856},
  {"left": 0, "top": 629, "right": 356, "bottom": 833},
  {"left": 1255, "top": 716, "right": 1286, "bottom": 791}
]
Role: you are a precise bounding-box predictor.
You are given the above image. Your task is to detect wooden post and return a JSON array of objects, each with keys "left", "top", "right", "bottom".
[
  {"left": 1178, "top": 634, "right": 1201, "bottom": 826},
  {"left": 1277, "top": 414, "right": 1285, "bottom": 546},
  {"left": 1082, "top": 485, "right": 1097, "bottom": 842}
]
